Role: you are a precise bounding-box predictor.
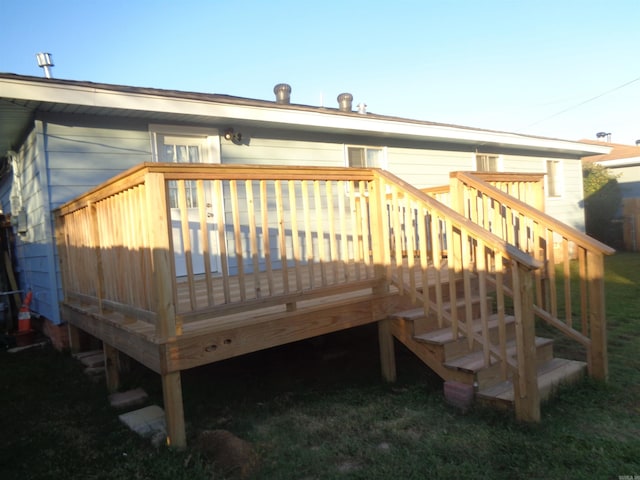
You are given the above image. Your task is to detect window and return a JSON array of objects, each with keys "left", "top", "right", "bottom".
[
  {"left": 346, "top": 146, "right": 386, "bottom": 168},
  {"left": 150, "top": 125, "right": 220, "bottom": 208},
  {"left": 476, "top": 154, "right": 500, "bottom": 172},
  {"left": 546, "top": 160, "right": 562, "bottom": 197}
]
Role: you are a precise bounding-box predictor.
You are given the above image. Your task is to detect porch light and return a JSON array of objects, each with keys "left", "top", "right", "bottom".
[
  {"left": 223, "top": 128, "right": 242, "bottom": 143},
  {"left": 35, "top": 52, "right": 54, "bottom": 78}
]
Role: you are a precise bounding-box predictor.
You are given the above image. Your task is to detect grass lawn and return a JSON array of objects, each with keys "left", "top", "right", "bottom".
[{"left": 1, "top": 253, "right": 639, "bottom": 479}]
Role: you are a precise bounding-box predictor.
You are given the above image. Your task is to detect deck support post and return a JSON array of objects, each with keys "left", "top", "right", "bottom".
[
  {"left": 103, "top": 342, "right": 120, "bottom": 393},
  {"left": 512, "top": 263, "right": 540, "bottom": 422},
  {"left": 378, "top": 318, "right": 397, "bottom": 383},
  {"left": 162, "top": 371, "right": 186, "bottom": 449},
  {"left": 587, "top": 251, "right": 608, "bottom": 381},
  {"left": 67, "top": 323, "right": 83, "bottom": 353}
]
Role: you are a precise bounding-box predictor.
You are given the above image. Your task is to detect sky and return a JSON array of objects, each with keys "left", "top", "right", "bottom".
[{"left": 2, "top": 0, "right": 639, "bottom": 145}]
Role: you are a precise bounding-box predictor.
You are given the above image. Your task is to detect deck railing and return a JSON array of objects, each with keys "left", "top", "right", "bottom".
[
  {"left": 448, "top": 171, "right": 615, "bottom": 380},
  {"left": 56, "top": 164, "right": 388, "bottom": 338}
]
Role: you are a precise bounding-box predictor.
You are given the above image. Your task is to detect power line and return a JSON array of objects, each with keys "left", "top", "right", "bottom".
[{"left": 519, "top": 75, "right": 640, "bottom": 131}]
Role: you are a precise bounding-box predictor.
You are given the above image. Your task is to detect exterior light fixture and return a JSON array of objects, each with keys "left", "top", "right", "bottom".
[
  {"left": 223, "top": 128, "right": 242, "bottom": 143},
  {"left": 36, "top": 52, "right": 54, "bottom": 78}
]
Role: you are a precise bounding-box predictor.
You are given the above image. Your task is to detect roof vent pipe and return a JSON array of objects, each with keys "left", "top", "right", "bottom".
[
  {"left": 636, "top": 139, "right": 640, "bottom": 146},
  {"left": 36, "top": 52, "right": 54, "bottom": 78},
  {"left": 337, "top": 93, "right": 353, "bottom": 112},
  {"left": 274, "top": 83, "right": 292, "bottom": 104}
]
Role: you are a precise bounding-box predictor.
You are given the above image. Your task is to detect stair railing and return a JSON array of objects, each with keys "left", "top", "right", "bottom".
[
  {"left": 372, "top": 170, "right": 543, "bottom": 421},
  {"left": 449, "top": 171, "right": 615, "bottom": 380}
]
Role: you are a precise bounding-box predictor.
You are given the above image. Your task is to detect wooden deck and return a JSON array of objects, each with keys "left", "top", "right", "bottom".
[{"left": 56, "top": 164, "right": 613, "bottom": 448}]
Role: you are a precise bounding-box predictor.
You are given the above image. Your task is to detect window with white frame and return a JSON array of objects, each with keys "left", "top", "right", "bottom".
[
  {"left": 475, "top": 154, "right": 500, "bottom": 172},
  {"left": 346, "top": 146, "right": 386, "bottom": 169},
  {"left": 546, "top": 160, "right": 562, "bottom": 197}
]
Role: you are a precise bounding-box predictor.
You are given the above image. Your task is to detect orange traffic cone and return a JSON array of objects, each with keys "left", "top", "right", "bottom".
[{"left": 18, "top": 290, "right": 32, "bottom": 332}]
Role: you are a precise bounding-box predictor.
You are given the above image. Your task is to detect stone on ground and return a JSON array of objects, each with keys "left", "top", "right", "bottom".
[
  {"left": 118, "top": 405, "right": 166, "bottom": 439},
  {"left": 109, "top": 388, "right": 149, "bottom": 409}
]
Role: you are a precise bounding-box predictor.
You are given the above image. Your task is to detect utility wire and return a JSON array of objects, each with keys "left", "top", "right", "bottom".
[{"left": 518, "top": 75, "right": 640, "bottom": 131}]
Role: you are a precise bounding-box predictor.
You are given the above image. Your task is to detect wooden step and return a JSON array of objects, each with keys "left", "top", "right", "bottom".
[
  {"left": 444, "top": 336, "right": 554, "bottom": 390},
  {"left": 443, "top": 336, "right": 553, "bottom": 374},
  {"left": 391, "top": 295, "right": 489, "bottom": 335},
  {"left": 476, "top": 358, "right": 587, "bottom": 405},
  {"left": 413, "top": 314, "right": 514, "bottom": 346}
]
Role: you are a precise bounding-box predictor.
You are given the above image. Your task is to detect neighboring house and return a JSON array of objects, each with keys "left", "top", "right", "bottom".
[
  {"left": 582, "top": 140, "right": 640, "bottom": 250},
  {"left": 581, "top": 140, "right": 640, "bottom": 199},
  {"left": 0, "top": 73, "right": 609, "bottom": 342}
]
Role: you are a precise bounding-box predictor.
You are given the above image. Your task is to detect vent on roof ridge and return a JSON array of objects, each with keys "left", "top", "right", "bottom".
[
  {"left": 337, "top": 93, "right": 353, "bottom": 112},
  {"left": 274, "top": 83, "right": 291, "bottom": 104}
]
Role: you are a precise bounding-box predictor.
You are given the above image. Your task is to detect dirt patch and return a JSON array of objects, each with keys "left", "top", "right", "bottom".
[{"left": 193, "top": 429, "right": 259, "bottom": 479}]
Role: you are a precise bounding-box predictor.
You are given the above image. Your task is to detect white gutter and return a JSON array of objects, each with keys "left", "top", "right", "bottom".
[
  {"left": 593, "top": 157, "right": 640, "bottom": 168},
  {"left": 1, "top": 76, "right": 611, "bottom": 156}
]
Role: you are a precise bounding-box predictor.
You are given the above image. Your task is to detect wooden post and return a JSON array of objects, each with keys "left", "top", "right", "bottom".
[
  {"left": 512, "top": 262, "right": 540, "bottom": 422},
  {"left": 378, "top": 318, "right": 397, "bottom": 382},
  {"left": 370, "top": 174, "right": 396, "bottom": 382},
  {"left": 162, "top": 371, "right": 186, "bottom": 449},
  {"left": 103, "top": 342, "right": 120, "bottom": 393},
  {"left": 145, "top": 171, "right": 186, "bottom": 447},
  {"left": 67, "top": 323, "right": 83, "bottom": 353},
  {"left": 587, "top": 251, "right": 608, "bottom": 381},
  {"left": 144, "top": 172, "right": 178, "bottom": 339}
]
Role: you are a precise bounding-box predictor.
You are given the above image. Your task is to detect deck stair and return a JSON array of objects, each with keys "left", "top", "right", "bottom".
[{"left": 390, "top": 298, "right": 588, "bottom": 409}]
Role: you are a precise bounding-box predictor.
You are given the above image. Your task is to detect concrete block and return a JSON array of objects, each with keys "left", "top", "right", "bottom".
[
  {"left": 444, "top": 380, "right": 475, "bottom": 413},
  {"left": 119, "top": 405, "right": 166, "bottom": 439},
  {"left": 109, "top": 388, "right": 149, "bottom": 409}
]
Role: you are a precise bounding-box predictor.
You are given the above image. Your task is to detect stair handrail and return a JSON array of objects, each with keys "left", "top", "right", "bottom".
[
  {"left": 373, "top": 169, "right": 543, "bottom": 421},
  {"left": 450, "top": 171, "right": 614, "bottom": 381}
]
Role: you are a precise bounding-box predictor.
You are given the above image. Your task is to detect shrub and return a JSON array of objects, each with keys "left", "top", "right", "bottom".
[{"left": 583, "top": 163, "right": 621, "bottom": 246}]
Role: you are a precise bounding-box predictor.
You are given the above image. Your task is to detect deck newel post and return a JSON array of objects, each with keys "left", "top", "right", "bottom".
[
  {"left": 586, "top": 251, "right": 608, "bottom": 381},
  {"left": 370, "top": 173, "right": 396, "bottom": 382},
  {"left": 145, "top": 170, "right": 185, "bottom": 448},
  {"left": 512, "top": 262, "right": 540, "bottom": 422}
]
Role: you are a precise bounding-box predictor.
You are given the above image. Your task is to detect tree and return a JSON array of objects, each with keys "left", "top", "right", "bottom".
[{"left": 583, "top": 163, "right": 621, "bottom": 246}]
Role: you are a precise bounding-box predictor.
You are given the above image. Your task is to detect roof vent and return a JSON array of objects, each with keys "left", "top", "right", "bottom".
[
  {"left": 636, "top": 139, "right": 640, "bottom": 147},
  {"left": 357, "top": 102, "right": 367, "bottom": 114},
  {"left": 35, "top": 52, "right": 54, "bottom": 78},
  {"left": 337, "top": 93, "right": 353, "bottom": 112},
  {"left": 274, "top": 83, "right": 292, "bottom": 104}
]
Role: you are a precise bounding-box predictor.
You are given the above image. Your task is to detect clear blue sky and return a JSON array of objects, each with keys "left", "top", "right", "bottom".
[{"left": 2, "top": 0, "right": 639, "bottom": 144}]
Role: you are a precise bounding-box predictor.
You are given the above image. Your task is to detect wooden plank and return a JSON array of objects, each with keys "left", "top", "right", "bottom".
[
  {"left": 314, "top": 180, "right": 327, "bottom": 286},
  {"left": 287, "top": 180, "right": 302, "bottom": 291},
  {"left": 229, "top": 180, "right": 246, "bottom": 302},
  {"left": 246, "top": 180, "right": 262, "bottom": 297},
  {"left": 301, "top": 180, "right": 315, "bottom": 288},
  {"left": 337, "top": 180, "right": 349, "bottom": 282},
  {"left": 177, "top": 180, "right": 196, "bottom": 310},
  {"left": 260, "top": 180, "right": 274, "bottom": 295},
  {"left": 163, "top": 294, "right": 392, "bottom": 371},
  {"left": 214, "top": 180, "right": 230, "bottom": 303},
  {"left": 275, "top": 180, "right": 289, "bottom": 294},
  {"left": 326, "top": 181, "right": 339, "bottom": 283},
  {"left": 197, "top": 180, "right": 214, "bottom": 307}
]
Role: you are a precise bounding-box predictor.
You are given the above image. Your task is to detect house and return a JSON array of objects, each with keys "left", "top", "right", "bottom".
[
  {"left": 0, "top": 73, "right": 614, "bottom": 447},
  {"left": 582, "top": 140, "right": 640, "bottom": 250},
  {"left": 581, "top": 140, "right": 640, "bottom": 199}
]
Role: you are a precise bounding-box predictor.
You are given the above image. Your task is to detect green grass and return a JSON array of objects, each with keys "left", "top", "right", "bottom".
[{"left": 2, "top": 253, "right": 640, "bottom": 479}]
